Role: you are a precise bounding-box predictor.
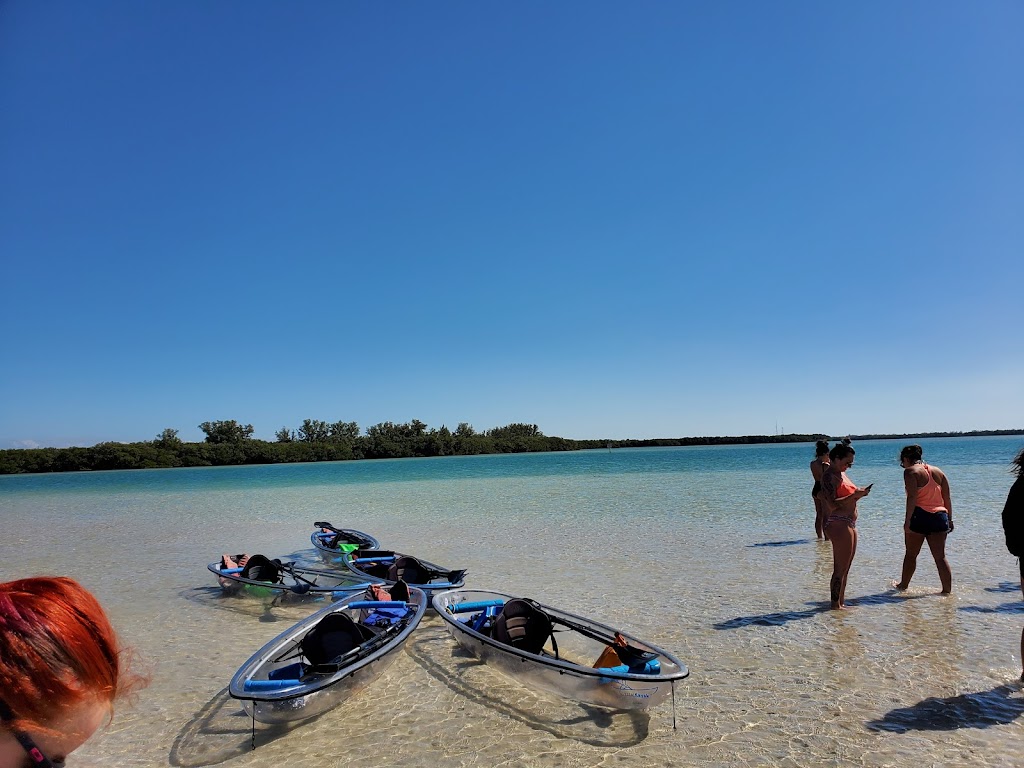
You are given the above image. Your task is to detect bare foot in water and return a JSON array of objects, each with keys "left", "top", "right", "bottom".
[
  {"left": 892, "top": 580, "right": 908, "bottom": 591},
  {"left": 830, "top": 602, "right": 846, "bottom": 610}
]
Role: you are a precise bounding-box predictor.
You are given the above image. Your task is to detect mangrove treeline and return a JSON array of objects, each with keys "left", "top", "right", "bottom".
[{"left": 0, "top": 420, "right": 1019, "bottom": 475}]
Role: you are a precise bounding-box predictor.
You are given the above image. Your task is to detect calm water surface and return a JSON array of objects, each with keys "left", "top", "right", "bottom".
[{"left": 2, "top": 437, "right": 1023, "bottom": 767}]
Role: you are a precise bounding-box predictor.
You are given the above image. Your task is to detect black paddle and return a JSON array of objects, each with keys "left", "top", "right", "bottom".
[
  {"left": 429, "top": 567, "right": 466, "bottom": 584},
  {"left": 277, "top": 562, "right": 318, "bottom": 595},
  {"left": 305, "top": 617, "right": 409, "bottom": 674}
]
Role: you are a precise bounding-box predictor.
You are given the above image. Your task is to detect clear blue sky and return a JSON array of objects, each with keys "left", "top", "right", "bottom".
[{"left": 2, "top": 1, "right": 1021, "bottom": 448}]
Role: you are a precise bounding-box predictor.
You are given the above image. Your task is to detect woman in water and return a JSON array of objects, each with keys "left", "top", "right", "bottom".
[
  {"left": 892, "top": 444, "right": 954, "bottom": 593},
  {"left": 1002, "top": 446, "right": 1024, "bottom": 679},
  {"left": 0, "top": 576, "right": 144, "bottom": 767},
  {"left": 810, "top": 440, "right": 831, "bottom": 540},
  {"left": 820, "top": 443, "right": 872, "bottom": 609}
]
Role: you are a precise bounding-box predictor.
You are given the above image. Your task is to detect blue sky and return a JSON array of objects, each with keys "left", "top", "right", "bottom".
[{"left": 2, "top": 1, "right": 1021, "bottom": 447}]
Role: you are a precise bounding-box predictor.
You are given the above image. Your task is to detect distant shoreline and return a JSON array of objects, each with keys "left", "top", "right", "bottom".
[{"left": 2, "top": 429, "right": 1021, "bottom": 476}]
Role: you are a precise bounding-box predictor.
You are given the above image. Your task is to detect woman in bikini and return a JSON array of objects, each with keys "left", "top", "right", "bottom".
[
  {"left": 892, "top": 444, "right": 953, "bottom": 593},
  {"left": 810, "top": 440, "right": 831, "bottom": 540},
  {"left": 820, "top": 443, "right": 872, "bottom": 609}
]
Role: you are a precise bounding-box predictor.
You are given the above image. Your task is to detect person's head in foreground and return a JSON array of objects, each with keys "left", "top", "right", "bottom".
[{"left": 0, "top": 576, "right": 144, "bottom": 768}]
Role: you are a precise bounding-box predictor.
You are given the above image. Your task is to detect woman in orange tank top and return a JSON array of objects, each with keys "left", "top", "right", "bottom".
[{"left": 893, "top": 444, "right": 954, "bottom": 593}]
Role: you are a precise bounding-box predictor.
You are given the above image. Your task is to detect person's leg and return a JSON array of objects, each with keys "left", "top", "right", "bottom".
[
  {"left": 829, "top": 523, "right": 855, "bottom": 609},
  {"left": 814, "top": 497, "right": 826, "bottom": 540},
  {"left": 839, "top": 528, "right": 858, "bottom": 606},
  {"left": 894, "top": 530, "right": 926, "bottom": 590},
  {"left": 924, "top": 532, "right": 952, "bottom": 593}
]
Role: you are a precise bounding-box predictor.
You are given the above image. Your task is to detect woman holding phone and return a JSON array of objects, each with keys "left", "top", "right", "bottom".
[
  {"left": 892, "top": 444, "right": 954, "bottom": 593},
  {"left": 820, "top": 442, "right": 873, "bottom": 609}
]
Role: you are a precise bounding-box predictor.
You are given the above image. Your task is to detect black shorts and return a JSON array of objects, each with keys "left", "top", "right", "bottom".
[{"left": 909, "top": 507, "right": 950, "bottom": 536}]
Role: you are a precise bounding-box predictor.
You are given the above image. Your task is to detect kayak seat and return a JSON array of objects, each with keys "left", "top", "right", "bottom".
[
  {"left": 388, "top": 556, "right": 429, "bottom": 585},
  {"left": 389, "top": 579, "right": 411, "bottom": 602},
  {"left": 301, "top": 612, "right": 377, "bottom": 669},
  {"left": 492, "top": 599, "right": 553, "bottom": 655},
  {"left": 240, "top": 555, "right": 283, "bottom": 583}
]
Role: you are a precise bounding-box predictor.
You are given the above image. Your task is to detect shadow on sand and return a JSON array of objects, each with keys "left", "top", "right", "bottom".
[
  {"left": 959, "top": 601, "right": 1024, "bottom": 615},
  {"left": 404, "top": 618, "right": 651, "bottom": 747},
  {"left": 169, "top": 688, "right": 314, "bottom": 767},
  {"left": 177, "top": 585, "right": 324, "bottom": 624},
  {"left": 746, "top": 538, "right": 814, "bottom": 548},
  {"left": 714, "top": 591, "right": 927, "bottom": 629},
  {"left": 984, "top": 581, "right": 1021, "bottom": 594},
  {"left": 866, "top": 683, "right": 1024, "bottom": 733}
]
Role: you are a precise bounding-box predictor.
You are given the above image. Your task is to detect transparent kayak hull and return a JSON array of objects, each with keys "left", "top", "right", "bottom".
[
  {"left": 310, "top": 524, "right": 380, "bottom": 564},
  {"left": 432, "top": 589, "right": 688, "bottom": 711},
  {"left": 342, "top": 549, "right": 466, "bottom": 601},
  {"left": 208, "top": 561, "right": 381, "bottom": 599},
  {"left": 229, "top": 587, "right": 427, "bottom": 724}
]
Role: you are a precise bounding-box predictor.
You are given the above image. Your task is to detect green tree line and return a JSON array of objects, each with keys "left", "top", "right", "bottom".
[
  {"left": 1, "top": 422, "right": 1019, "bottom": 475},
  {"left": 0, "top": 420, "right": 577, "bottom": 474}
]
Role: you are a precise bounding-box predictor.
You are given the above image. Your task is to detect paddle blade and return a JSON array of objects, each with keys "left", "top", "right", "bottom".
[{"left": 616, "top": 644, "right": 660, "bottom": 664}]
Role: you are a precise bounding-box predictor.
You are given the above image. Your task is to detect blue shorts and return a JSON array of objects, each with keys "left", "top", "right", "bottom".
[{"left": 909, "top": 507, "right": 949, "bottom": 536}]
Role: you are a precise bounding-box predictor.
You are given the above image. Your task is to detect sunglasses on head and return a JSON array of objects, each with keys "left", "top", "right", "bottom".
[{"left": 0, "top": 698, "right": 64, "bottom": 768}]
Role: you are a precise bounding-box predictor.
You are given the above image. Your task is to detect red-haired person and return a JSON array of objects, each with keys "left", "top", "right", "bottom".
[{"left": 0, "top": 577, "right": 145, "bottom": 767}]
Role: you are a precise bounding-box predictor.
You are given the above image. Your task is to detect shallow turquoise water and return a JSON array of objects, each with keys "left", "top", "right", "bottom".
[{"left": 2, "top": 436, "right": 1022, "bottom": 767}]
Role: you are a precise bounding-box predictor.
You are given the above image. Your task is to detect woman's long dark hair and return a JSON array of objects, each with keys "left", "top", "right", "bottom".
[{"left": 829, "top": 443, "right": 854, "bottom": 462}]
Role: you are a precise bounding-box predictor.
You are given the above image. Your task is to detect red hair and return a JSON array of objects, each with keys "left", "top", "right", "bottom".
[{"left": 0, "top": 576, "right": 143, "bottom": 733}]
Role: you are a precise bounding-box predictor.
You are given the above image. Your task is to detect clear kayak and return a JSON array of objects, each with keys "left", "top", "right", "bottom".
[
  {"left": 229, "top": 584, "right": 427, "bottom": 724},
  {"left": 432, "top": 589, "right": 689, "bottom": 711},
  {"left": 310, "top": 522, "right": 380, "bottom": 563},
  {"left": 208, "top": 555, "right": 381, "bottom": 599},
  {"left": 342, "top": 549, "right": 467, "bottom": 600}
]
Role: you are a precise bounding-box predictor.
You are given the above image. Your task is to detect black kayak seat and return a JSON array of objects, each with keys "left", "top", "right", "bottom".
[
  {"left": 389, "top": 579, "right": 411, "bottom": 602},
  {"left": 240, "top": 555, "right": 283, "bottom": 583},
  {"left": 492, "top": 598, "right": 553, "bottom": 655},
  {"left": 388, "top": 556, "right": 430, "bottom": 585},
  {"left": 300, "top": 612, "right": 377, "bottom": 668}
]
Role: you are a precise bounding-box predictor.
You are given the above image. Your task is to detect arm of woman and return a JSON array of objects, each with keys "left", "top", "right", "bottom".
[
  {"left": 940, "top": 471, "right": 953, "bottom": 531},
  {"left": 903, "top": 468, "right": 918, "bottom": 531}
]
